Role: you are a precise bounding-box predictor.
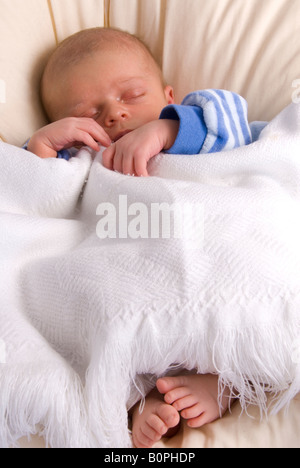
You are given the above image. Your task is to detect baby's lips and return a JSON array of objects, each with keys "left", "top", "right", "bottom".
[{"left": 112, "top": 129, "right": 132, "bottom": 143}]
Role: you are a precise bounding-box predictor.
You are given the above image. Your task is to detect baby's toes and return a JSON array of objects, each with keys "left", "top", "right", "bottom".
[
  {"left": 181, "top": 403, "right": 203, "bottom": 420},
  {"left": 157, "top": 403, "right": 180, "bottom": 429},
  {"left": 157, "top": 376, "right": 186, "bottom": 395},
  {"left": 187, "top": 411, "right": 216, "bottom": 428},
  {"left": 172, "top": 395, "right": 198, "bottom": 412},
  {"left": 164, "top": 387, "right": 189, "bottom": 405},
  {"left": 142, "top": 424, "right": 163, "bottom": 445},
  {"left": 181, "top": 404, "right": 220, "bottom": 428},
  {"left": 133, "top": 418, "right": 164, "bottom": 448},
  {"left": 147, "top": 414, "right": 168, "bottom": 438},
  {"left": 133, "top": 430, "right": 155, "bottom": 449},
  {"left": 133, "top": 408, "right": 179, "bottom": 448}
]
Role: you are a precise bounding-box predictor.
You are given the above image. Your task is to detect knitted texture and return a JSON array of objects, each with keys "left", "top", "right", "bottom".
[{"left": 0, "top": 103, "right": 300, "bottom": 447}]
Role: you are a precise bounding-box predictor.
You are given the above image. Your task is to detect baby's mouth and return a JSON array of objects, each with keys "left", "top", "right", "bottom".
[{"left": 112, "top": 130, "right": 132, "bottom": 142}]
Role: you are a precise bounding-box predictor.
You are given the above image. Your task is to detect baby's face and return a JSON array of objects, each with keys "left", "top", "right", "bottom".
[{"left": 47, "top": 48, "right": 174, "bottom": 143}]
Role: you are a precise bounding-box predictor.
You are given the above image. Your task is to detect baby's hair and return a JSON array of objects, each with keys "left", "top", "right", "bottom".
[{"left": 41, "top": 27, "right": 164, "bottom": 118}]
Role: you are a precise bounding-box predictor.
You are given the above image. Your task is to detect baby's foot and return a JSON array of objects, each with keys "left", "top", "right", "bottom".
[
  {"left": 131, "top": 387, "right": 180, "bottom": 448},
  {"left": 156, "top": 374, "right": 230, "bottom": 428}
]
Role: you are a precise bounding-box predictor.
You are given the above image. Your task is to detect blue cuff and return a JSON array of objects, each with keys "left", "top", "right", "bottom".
[
  {"left": 160, "top": 104, "right": 207, "bottom": 154},
  {"left": 57, "top": 149, "right": 71, "bottom": 160}
]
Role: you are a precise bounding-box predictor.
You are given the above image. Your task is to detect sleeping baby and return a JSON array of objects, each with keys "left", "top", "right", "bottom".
[{"left": 25, "top": 27, "right": 267, "bottom": 448}]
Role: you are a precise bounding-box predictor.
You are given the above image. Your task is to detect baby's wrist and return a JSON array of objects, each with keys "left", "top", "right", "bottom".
[
  {"left": 159, "top": 119, "right": 179, "bottom": 150},
  {"left": 27, "top": 136, "right": 57, "bottom": 159}
]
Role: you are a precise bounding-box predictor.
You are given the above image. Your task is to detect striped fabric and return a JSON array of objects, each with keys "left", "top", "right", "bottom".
[{"left": 182, "top": 89, "right": 252, "bottom": 153}]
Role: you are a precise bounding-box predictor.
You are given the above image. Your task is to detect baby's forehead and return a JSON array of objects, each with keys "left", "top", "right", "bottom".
[
  {"left": 92, "top": 39, "right": 154, "bottom": 68},
  {"left": 77, "top": 32, "right": 149, "bottom": 63},
  {"left": 69, "top": 46, "right": 159, "bottom": 87},
  {"left": 45, "top": 27, "right": 162, "bottom": 85}
]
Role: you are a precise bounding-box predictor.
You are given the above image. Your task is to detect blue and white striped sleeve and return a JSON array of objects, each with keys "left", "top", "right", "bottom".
[{"left": 160, "top": 89, "right": 266, "bottom": 155}]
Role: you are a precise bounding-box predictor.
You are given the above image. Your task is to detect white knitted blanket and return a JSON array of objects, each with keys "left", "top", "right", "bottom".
[{"left": 1, "top": 103, "right": 300, "bottom": 448}]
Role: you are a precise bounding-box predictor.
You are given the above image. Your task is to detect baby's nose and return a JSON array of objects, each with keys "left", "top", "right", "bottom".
[{"left": 103, "top": 104, "right": 129, "bottom": 127}]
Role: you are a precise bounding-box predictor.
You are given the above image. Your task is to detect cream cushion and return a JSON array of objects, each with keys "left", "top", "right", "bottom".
[
  {"left": 0, "top": 0, "right": 54, "bottom": 145},
  {"left": 109, "top": 0, "right": 300, "bottom": 121},
  {"left": 0, "top": 0, "right": 106, "bottom": 145},
  {"left": 1, "top": 0, "right": 300, "bottom": 145}
]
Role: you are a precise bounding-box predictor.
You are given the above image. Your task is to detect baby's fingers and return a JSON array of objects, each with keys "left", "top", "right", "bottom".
[
  {"left": 80, "top": 119, "right": 111, "bottom": 148},
  {"left": 134, "top": 156, "right": 149, "bottom": 177},
  {"left": 102, "top": 144, "right": 115, "bottom": 171},
  {"left": 122, "top": 156, "right": 136, "bottom": 177},
  {"left": 75, "top": 130, "right": 101, "bottom": 152}
]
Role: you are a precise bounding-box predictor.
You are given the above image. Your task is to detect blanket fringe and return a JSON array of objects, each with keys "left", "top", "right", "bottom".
[
  {"left": 0, "top": 360, "right": 92, "bottom": 448},
  {"left": 83, "top": 313, "right": 300, "bottom": 447}
]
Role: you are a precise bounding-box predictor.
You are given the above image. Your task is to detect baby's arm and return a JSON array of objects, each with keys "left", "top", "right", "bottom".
[
  {"left": 102, "top": 120, "right": 179, "bottom": 177},
  {"left": 160, "top": 89, "right": 257, "bottom": 154},
  {"left": 27, "top": 117, "right": 111, "bottom": 159}
]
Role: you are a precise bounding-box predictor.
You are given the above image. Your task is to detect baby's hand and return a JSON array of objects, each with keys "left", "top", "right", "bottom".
[
  {"left": 102, "top": 120, "right": 179, "bottom": 177},
  {"left": 27, "top": 117, "right": 111, "bottom": 159}
]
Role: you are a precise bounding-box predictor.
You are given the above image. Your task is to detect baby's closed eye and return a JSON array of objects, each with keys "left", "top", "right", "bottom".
[{"left": 121, "top": 89, "right": 146, "bottom": 102}]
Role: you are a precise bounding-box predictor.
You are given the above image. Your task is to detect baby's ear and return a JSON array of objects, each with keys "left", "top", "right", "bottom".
[{"left": 164, "top": 85, "right": 175, "bottom": 105}]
